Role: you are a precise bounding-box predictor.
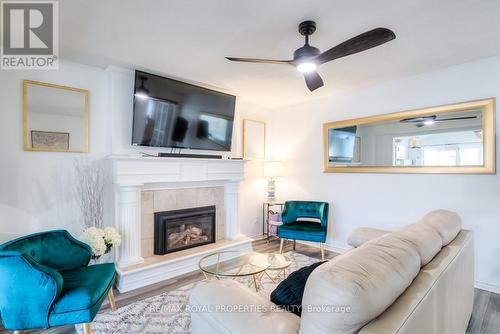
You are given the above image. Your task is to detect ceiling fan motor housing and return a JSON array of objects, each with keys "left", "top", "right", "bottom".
[
  {"left": 293, "top": 45, "right": 320, "bottom": 63},
  {"left": 295, "top": 21, "right": 320, "bottom": 63}
]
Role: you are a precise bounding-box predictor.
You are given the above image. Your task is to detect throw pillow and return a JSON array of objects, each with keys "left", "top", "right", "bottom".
[{"left": 270, "top": 260, "right": 326, "bottom": 316}]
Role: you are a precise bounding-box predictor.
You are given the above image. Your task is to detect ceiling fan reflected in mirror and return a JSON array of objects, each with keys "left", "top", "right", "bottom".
[
  {"left": 225, "top": 21, "right": 396, "bottom": 92},
  {"left": 400, "top": 115, "right": 478, "bottom": 128}
]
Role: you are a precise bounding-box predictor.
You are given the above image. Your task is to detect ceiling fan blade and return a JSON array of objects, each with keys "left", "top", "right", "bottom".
[
  {"left": 435, "top": 116, "right": 478, "bottom": 121},
  {"left": 316, "top": 28, "right": 396, "bottom": 65},
  {"left": 226, "top": 57, "right": 293, "bottom": 65},
  {"left": 304, "top": 71, "right": 324, "bottom": 91}
]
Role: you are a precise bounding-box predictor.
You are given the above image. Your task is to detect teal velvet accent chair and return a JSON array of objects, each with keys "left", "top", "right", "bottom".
[
  {"left": 0, "top": 230, "right": 117, "bottom": 334},
  {"left": 277, "top": 201, "right": 329, "bottom": 260}
]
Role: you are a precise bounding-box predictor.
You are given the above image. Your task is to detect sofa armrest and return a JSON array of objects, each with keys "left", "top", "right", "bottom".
[
  {"left": 347, "top": 228, "right": 390, "bottom": 248},
  {"left": 0, "top": 251, "right": 63, "bottom": 330},
  {"left": 189, "top": 280, "right": 300, "bottom": 334}
]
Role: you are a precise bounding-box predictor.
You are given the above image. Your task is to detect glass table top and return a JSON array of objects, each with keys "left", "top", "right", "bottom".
[{"left": 198, "top": 251, "right": 292, "bottom": 277}]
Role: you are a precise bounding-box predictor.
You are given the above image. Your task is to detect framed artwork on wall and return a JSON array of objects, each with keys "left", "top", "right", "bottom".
[
  {"left": 242, "top": 119, "right": 266, "bottom": 160},
  {"left": 31, "top": 130, "right": 70, "bottom": 150}
]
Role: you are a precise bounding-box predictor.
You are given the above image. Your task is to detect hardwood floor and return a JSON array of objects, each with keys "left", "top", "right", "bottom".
[
  {"left": 1, "top": 238, "right": 498, "bottom": 334},
  {"left": 467, "top": 288, "right": 500, "bottom": 333}
]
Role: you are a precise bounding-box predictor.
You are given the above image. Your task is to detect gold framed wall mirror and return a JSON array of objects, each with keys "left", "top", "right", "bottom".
[
  {"left": 23, "top": 80, "right": 89, "bottom": 153},
  {"left": 242, "top": 119, "right": 266, "bottom": 160},
  {"left": 323, "top": 98, "right": 495, "bottom": 174}
]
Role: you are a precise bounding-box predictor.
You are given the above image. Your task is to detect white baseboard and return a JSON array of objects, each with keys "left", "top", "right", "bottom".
[
  {"left": 250, "top": 234, "right": 267, "bottom": 241},
  {"left": 250, "top": 235, "right": 350, "bottom": 255},
  {"left": 474, "top": 280, "right": 500, "bottom": 294}
]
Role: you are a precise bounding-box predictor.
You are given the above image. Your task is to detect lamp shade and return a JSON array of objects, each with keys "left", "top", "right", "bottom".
[{"left": 263, "top": 161, "right": 284, "bottom": 178}]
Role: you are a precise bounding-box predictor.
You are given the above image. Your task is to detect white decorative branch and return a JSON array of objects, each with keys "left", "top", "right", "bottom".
[{"left": 74, "top": 158, "right": 107, "bottom": 229}]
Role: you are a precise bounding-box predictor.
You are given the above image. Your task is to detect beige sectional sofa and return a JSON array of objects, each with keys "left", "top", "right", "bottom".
[{"left": 189, "top": 210, "right": 474, "bottom": 334}]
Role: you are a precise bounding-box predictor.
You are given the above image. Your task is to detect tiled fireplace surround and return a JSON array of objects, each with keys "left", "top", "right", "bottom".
[
  {"left": 110, "top": 155, "right": 252, "bottom": 292},
  {"left": 141, "top": 187, "right": 225, "bottom": 257}
]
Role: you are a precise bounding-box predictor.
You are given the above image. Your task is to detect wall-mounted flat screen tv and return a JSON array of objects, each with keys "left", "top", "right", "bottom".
[{"left": 132, "top": 70, "right": 236, "bottom": 151}]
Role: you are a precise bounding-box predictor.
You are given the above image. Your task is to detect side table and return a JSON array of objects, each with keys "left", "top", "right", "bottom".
[{"left": 262, "top": 201, "right": 285, "bottom": 242}]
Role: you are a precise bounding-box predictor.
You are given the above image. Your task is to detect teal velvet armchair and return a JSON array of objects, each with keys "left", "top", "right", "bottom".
[
  {"left": 277, "top": 201, "right": 329, "bottom": 260},
  {"left": 0, "top": 230, "right": 117, "bottom": 334}
]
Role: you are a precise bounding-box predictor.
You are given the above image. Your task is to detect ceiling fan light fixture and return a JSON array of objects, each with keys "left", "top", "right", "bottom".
[
  {"left": 135, "top": 76, "right": 150, "bottom": 99},
  {"left": 423, "top": 120, "right": 435, "bottom": 126},
  {"left": 134, "top": 91, "right": 149, "bottom": 99},
  {"left": 296, "top": 62, "right": 317, "bottom": 73}
]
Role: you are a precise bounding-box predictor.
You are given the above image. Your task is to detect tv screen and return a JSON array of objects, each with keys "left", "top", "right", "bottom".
[{"left": 132, "top": 70, "right": 236, "bottom": 151}]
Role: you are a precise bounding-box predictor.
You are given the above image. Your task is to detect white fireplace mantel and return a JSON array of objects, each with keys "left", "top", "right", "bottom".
[{"left": 109, "top": 155, "right": 247, "bottom": 268}]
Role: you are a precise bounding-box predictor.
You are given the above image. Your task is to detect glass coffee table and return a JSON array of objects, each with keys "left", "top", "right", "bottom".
[{"left": 198, "top": 251, "right": 292, "bottom": 291}]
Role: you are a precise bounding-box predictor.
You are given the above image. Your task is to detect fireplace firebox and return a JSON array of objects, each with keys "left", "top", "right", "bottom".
[{"left": 154, "top": 206, "right": 216, "bottom": 255}]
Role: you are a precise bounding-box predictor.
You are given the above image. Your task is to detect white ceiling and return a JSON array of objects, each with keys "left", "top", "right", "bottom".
[{"left": 60, "top": 0, "right": 500, "bottom": 108}]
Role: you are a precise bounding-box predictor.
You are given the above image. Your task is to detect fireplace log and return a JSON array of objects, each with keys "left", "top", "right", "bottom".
[
  {"left": 169, "top": 230, "right": 191, "bottom": 246},
  {"left": 190, "top": 227, "right": 202, "bottom": 236},
  {"left": 168, "top": 227, "right": 209, "bottom": 248}
]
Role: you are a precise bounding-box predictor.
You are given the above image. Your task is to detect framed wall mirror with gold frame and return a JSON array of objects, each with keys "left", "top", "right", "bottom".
[
  {"left": 323, "top": 98, "right": 495, "bottom": 174},
  {"left": 23, "top": 80, "right": 89, "bottom": 153},
  {"left": 242, "top": 119, "right": 266, "bottom": 160}
]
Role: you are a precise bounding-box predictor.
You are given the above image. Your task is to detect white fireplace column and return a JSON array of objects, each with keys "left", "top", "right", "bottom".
[
  {"left": 224, "top": 181, "right": 244, "bottom": 240},
  {"left": 115, "top": 185, "right": 144, "bottom": 267}
]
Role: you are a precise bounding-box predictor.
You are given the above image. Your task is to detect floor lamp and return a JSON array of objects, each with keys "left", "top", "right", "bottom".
[{"left": 263, "top": 161, "right": 283, "bottom": 203}]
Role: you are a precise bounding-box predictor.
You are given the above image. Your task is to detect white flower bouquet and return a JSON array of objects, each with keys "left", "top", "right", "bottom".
[{"left": 81, "top": 227, "right": 121, "bottom": 260}]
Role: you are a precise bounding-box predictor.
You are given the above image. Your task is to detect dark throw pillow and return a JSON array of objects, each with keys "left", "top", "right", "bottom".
[{"left": 270, "top": 260, "right": 326, "bottom": 316}]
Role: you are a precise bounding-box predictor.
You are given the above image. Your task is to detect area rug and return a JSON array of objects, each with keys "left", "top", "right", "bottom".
[{"left": 76, "top": 252, "right": 319, "bottom": 334}]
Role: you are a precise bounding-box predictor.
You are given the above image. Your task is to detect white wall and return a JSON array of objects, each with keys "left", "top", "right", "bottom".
[
  {"left": 269, "top": 55, "right": 500, "bottom": 291},
  {"left": 236, "top": 103, "right": 271, "bottom": 238},
  {"left": 0, "top": 62, "right": 269, "bottom": 243},
  {"left": 0, "top": 60, "right": 110, "bottom": 240}
]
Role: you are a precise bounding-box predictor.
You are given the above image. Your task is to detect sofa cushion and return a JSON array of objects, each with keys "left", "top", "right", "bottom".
[
  {"left": 271, "top": 260, "right": 326, "bottom": 316},
  {"left": 300, "top": 233, "right": 421, "bottom": 334},
  {"left": 358, "top": 230, "right": 474, "bottom": 334},
  {"left": 393, "top": 222, "right": 443, "bottom": 266},
  {"left": 52, "top": 263, "right": 115, "bottom": 314},
  {"left": 278, "top": 222, "right": 327, "bottom": 242},
  {"left": 418, "top": 210, "right": 462, "bottom": 246}
]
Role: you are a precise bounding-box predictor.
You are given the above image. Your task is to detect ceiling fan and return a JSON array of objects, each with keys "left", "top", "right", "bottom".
[
  {"left": 226, "top": 21, "right": 396, "bottom": 92},
  {"left": 400, "top": 115, "right": 478, "bottom": 128}
]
